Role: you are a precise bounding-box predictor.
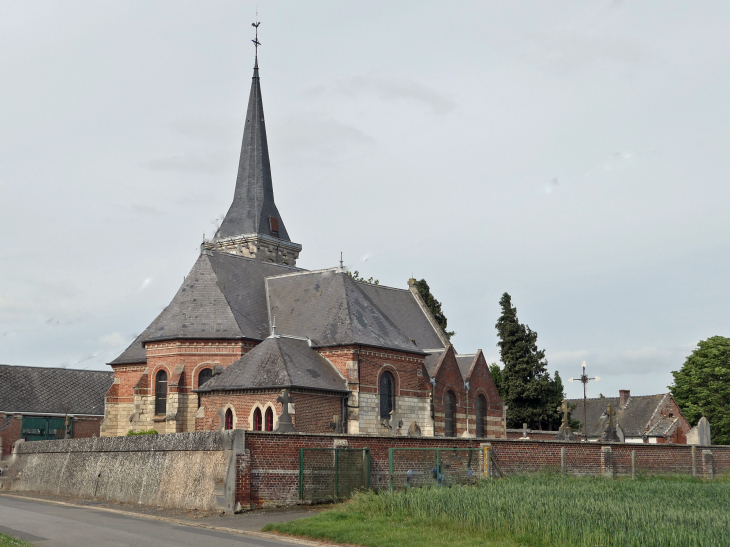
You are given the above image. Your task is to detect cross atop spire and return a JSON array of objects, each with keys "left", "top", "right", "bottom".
[{"left": 252, "top": 21, "right": 261, "bottom": 63}]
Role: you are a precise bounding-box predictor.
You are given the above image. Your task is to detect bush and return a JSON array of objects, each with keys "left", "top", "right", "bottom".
[{"left": 126, "top": 429, "right": 158, "bottom": 436}]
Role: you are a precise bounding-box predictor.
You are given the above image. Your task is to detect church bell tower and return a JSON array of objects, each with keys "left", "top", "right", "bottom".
[{"left": 207, "top": 35, "right": 301, "bottom": 266}]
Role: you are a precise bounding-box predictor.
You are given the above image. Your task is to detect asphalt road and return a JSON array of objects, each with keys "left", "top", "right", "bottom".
[{"left": 0, "top": 495, "right": 304, "bottom": 547}]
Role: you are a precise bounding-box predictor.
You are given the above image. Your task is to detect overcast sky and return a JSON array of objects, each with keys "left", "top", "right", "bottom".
[{"left": 2, "top": 1, "right": 729, "bottom": 400}]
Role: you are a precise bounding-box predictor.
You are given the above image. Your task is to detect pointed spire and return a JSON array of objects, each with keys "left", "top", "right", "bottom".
[{"left": 217, "top": 28, "right": 291, "bottom": 243}]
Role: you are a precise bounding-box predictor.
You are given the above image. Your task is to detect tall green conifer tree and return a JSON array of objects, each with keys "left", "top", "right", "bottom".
[{"left": 495, "top": 292, "right": 561, "bottom": 430}]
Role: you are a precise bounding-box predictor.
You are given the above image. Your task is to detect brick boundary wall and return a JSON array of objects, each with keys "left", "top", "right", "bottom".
[{"left": 240, "top": 432, "right": 730, "bottom": 508}]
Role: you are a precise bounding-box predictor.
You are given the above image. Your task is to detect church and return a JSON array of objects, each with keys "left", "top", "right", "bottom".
[{"left": 101, "top": 52, "right": 505, "bottom": 440}]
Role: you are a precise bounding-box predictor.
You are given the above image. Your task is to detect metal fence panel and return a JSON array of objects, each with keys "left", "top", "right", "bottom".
[
  {"left": 299, "top": 448, "right": 370, "bottom": 502},
  {"left": 388, "top": 447, "right": 481, "bottom": 491}
]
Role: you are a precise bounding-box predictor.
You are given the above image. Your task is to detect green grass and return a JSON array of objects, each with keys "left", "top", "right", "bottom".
[
  {"left": 0, "top": 533, "right": 34, "bottom": 547},
  {"left": 265, "top": 474, "right": 730, "bottom": 547}
]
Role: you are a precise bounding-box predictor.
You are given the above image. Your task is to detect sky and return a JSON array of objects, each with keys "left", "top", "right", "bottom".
[{"left": 2, "top": 1, "right": 730, "bottom": 401}]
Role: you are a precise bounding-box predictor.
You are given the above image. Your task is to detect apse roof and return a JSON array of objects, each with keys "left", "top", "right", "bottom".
[{"left": 568, "top": 394, "right": 678, "bottom": 438}]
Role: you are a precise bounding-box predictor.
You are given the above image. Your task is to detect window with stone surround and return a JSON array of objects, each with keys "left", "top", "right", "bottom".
[
  {"left": 475, "top": 394, "right": 486, "bottom": 437},
  {"left": 197, "top": 368, "right": 213, "bottom": 408},
  {"left": 380, "top": 371, "right": 395, "bottom": 419},
  {"left": 253, "top": 408, "right": 262, "bottom": 431},
  {"left": 155, "top": 370, "right": 167, "bottom": 416},
  {"left": 445, "top": 390, "right": 456, "bottom": 437},
  {"left": 265, "top": 407, "right": 274, "bottom": 431},
  {"left": 224, "top": 408, "right": 233, "bottom": 430}
]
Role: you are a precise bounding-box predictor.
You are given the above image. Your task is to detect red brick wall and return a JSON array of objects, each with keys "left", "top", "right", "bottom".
[
  {"left": 240, "top": 432, "right": 730, "bottom": 507},
  {"left": 196, "top": 390, "right": 343, "bottom": 434},
  {"left": 0, "top": 414, "right": 21, "bottom": 458},
  {"left": 71, "top": 416, "right": 104, "bottom": 439},
  {"left": 464, "top": 351, "right": 504, "bottom": 438},
  {"left": 432, "top": 347, "right": 467, "bottom": 436}
]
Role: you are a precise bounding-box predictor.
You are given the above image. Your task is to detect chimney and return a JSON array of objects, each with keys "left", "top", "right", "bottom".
[{"left": 619, "top": 389, "right": 630, "bottom": 408}]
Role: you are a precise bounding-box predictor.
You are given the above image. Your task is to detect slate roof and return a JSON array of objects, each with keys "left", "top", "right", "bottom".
[
  {"left": 110, "top": 251, "right": 302, "bottom": 365},
  {"left": 423, "top": 351, "right": 445, "bottom": 376},
  {"left": 217, "top": 59, "right": 291, "bottom": 242},
  {"left": 266, "top": 270, "right": 428, "bottom": 354},
  {"left": 568, "top": 394, "right": 676, "bottom": 438},
  {"left": 196, "top": 336, "right": 348, "bottom": 393},
  {"left": 0, "top": 365, "right": 113, "bottom": 415},
  {"left": 455, "top": 354, "right": 477, "bottom": 381}
]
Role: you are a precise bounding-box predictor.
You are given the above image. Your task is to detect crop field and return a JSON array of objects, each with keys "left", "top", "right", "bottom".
[{"left": 266, "top": 474, "right": 730, "bottom": 547}]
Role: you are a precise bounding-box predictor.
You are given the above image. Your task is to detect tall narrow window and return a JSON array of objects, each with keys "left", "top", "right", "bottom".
[
  {"left": 224, "top": 409, "right": 233, "bottom": 430},
  {"left": 253, "top": 408, "right": 262, "bottom": 431},
  {"left": 155, "top": 370, "right": 167, "bottom": 415},
  {"left": 265, "top": 408, "right": 274, "bottom": 431},
  {"left": 379, "top": 371, "right": 395, "bottom": 419},
  {"left": 197, "top": 368, "right": 213, "bottom": 408},
  {"left": 444, "top": 390, "right": 456, "bottom": 437},
  {"left": 475, "top": 394, "right": 486, "bottom": 437}
]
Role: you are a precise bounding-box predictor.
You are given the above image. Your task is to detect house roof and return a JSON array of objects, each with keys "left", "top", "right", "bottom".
[
  {"left": 0, "top": 364, "right": 113, "bottom": 416},
  {"left": 568, "top": 394, "right": 676, "bottom": 438},
  {"left": 216, "top": 59, "right": 291, "bottom": 242},
  {"left": 455, "top": 354, "right": 477, "bottom": 381},
  {"left": 110, "top": 251, "right": 302, "bottom": 365},
  {"left": 196, "top": 336, "right": 348, "bottom": 393},
  {"left": 266, "top": 269, "right": 430, "bottom": 354}
]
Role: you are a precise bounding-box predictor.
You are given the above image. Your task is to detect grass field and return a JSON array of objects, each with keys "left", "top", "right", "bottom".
[
  {"left": 265, "top": 474, "right": 730, "bottom": 547},
  {"left": 0, "top": 533, "right": 33, "bottom": 547}
]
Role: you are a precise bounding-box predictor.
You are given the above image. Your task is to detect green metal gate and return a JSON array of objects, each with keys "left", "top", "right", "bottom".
[
  {"left": 299, "top": 447, "right": 370, "bottom": 502},
  {"left": 21, "top": 416, "right": 71, "bottom": 441},
  {"left": 388, "top": 447, "right": 481, "bottom": 491}
]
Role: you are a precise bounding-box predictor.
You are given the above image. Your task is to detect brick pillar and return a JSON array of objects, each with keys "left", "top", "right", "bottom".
[
  {"left": 702, "top": 449, "right": 714, "bottom": 480},
  {"left": 236, "top": 449, "right": 252, "bottom": 510},
  {"left": 601, "top": 446, "right": 613, "bottom": 478}
]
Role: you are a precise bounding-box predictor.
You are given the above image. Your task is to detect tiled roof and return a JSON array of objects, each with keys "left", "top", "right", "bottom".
[
  {"left": 424, "top": 351, "right": 445, "bottom": 376},
  {"left": 455, "top": 354, "right": 477, "bottom": 381},
  {"left": 266, "top": 269, "right": 427, "bottom": 354},
  {"left": 568, "top": 394, "right": 672, "bottom": 438},
  {"left": 0, "top": 364, "right": 113, "bottom": 415},
  {"left": 196, "top": 336, "right": 348, "bottom": 393}
]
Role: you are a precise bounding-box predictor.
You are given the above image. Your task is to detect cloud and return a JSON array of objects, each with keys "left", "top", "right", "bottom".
[
  {"left": 520, "top": 31, "right": 653, "bottom": 74},
  {"left": 99, "top": 332, "right": 126, "bottom": 347},
  {"left": 308, "top": 75, "right": 456, "bottom": 115},
  {"left": 141, "top": 151, "right": 226, "bottom": 174}
]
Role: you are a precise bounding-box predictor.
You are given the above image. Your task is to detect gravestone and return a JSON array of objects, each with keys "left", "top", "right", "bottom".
[
  {"left": 407, "top": 421, "right": 421, "bottom": 437},
  {"left": 519, "top": 423, "right": 530, "bottom": 440},
  {"left": 274, "top": 389, "right": 296, "bottom": 432},
  {"left": 389, "top": 409, "right": 403, "bottom": 436},
  {"left": 555, "top": 399, "right": 577, "bottom": 441},
  {"left": 697, "top": 416, "right": 711, "bottom": 446},
  {"left": 600, "top": 403, "right": 621, "bottom": 442}
]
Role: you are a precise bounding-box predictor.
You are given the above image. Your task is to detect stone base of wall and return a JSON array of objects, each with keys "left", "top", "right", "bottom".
[{"left": 2, "top": 431, "right": 243, "bottom": 513}]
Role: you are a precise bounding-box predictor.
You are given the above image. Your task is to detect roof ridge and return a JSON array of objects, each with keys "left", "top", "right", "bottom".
[
  {"left": 211, "top": 249, "right": 305, "bottom": 271},
  {"left": 0, "top": 364, "right": 112, "bottom": 374}
]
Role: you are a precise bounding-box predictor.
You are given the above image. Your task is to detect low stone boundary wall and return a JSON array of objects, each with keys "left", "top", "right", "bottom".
[
  {"left": 2, "top": 430, "right": 244, "bottom": 512},
  {"left": 241, "top": 432, "right": 730, "bottom": 507}
]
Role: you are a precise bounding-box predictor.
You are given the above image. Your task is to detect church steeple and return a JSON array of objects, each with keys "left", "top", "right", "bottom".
[{"left": 211, "top": 27, "right": 301, "bottom": 266}]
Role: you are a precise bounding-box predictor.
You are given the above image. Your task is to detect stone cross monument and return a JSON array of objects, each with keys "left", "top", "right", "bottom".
[{"left": 274, "top": 389, "right": 296, "bottom": 432}]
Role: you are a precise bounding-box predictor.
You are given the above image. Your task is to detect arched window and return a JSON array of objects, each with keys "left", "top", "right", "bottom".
[
  {"left": 224, "top": 408, "right": 233, "bottom": 430},
  {"left": 379, "top": 371, "right": 395, "bottom": 419},
  {"left": 155, "top": 370, "right": 167, "bottom": 415},
  {"left": 265, "top": 408, "right": 274, "bottom": 431},
  {"left": 475, "top": 394, "right": 487, "bottom": 438},
  {"left": 253, "top": 408, "right": 262, "bottom": 431},
  {"left": 444, "top": 390, "right": 456, "bottom": 437},
  {"left": 197, "top": 368, "right": 213, "bottom": 408}
]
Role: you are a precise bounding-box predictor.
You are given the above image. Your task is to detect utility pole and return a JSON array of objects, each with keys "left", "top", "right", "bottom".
[{"left": 568, "top": 361, "right": 599, "bottom": 442}]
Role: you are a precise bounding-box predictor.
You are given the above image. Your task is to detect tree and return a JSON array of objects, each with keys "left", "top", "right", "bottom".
[
  {"left": 495, "top": 292, "right": 560, "bottom": 430},
  {"left": 413, "top": 279, "right": 454, "bottom": 340},
  {"left": 670, "top": 336, "right": 730, "bottom": 445},
  {"left": 348, "top": 270, "right": 379, "bottom": 285},
  {"left": 489, "top": 363, "right": 505, "bottom": 400}
]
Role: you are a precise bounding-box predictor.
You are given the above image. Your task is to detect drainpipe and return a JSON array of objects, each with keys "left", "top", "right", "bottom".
[{"left": 429, "top": 377, "right": 436, "bottom": 422}]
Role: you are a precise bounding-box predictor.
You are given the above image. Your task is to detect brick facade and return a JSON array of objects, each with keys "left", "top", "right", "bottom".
[{"left": 0, "top": 413, "right": 103, "bottom": 458}]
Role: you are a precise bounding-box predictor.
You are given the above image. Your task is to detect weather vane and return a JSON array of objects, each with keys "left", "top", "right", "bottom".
[
  {"left": 252, "top": 20, "right": 261, "bottom": 58},
  {"left": 568, "top": 361, "right": 600, "bottom": 442}
]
